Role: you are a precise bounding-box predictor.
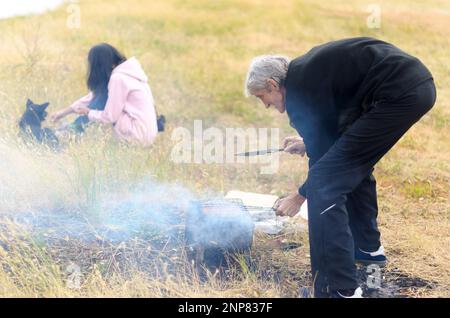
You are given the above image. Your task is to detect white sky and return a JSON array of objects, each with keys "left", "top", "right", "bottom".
[{"left": 0, "top": 0, "right": 65, "bottom": 19}]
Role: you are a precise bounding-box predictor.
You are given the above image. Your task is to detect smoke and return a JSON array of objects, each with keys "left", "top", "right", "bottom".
[
  {"left": 88, "top": 186, "right": 255, "bottom": 250},
  {"left": 0, "top": 136, "right": 255, "bottom": 257},
  {"left": 0, "top": 138, "right": 74, "bottom": 213},
  {"left": 4, "top": 182, "right": 256, "bottom": 256},
  {"left": 93, "top": 182, "right": 196, "bottom": 242},
  {"left": 185, "top": 199, "right": 254, "bottom": 250}
]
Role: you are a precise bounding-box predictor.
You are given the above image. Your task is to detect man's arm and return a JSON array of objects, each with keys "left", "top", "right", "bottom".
[
  {"left": 298, "top": 182, "right": 307, "bottom": 197},
  {"left": 295, "top": 121, "right": 339, "bottom": 198}
]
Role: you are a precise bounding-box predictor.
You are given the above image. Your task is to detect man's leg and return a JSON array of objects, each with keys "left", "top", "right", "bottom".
[
  {"left": 308, "top": 188, "right": 357, "bottom": 296},
  {"left": 307, "top": 79, "right": 436, "bottom": 296},
  {"left": 347, "top": 171, "right": 381, "bottom": 252}
]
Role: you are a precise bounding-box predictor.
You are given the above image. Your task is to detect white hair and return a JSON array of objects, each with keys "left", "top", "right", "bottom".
[{"left": 244, "top": 55, "right": 290, "bottom": 97}]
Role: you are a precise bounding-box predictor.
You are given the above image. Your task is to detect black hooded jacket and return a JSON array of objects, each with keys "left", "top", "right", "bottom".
[{"left": 284, "top": 37, "right": 433, "bottom": 197}]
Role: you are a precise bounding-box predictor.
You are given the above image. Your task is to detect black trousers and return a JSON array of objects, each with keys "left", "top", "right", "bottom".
[
  {"left": 347, "top": 170, "right": 381, "bottom": 252},
  {"left": 305, "top": 79, "right": 436, "bottom": 297}
]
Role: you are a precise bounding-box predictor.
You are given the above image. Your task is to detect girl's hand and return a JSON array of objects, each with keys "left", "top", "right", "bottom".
[
  {"left": 50, "top": 111, "right": 65, "bottom": 123},
  {"left": 72, "top": 105, "right": 90, "bottom": 115}
]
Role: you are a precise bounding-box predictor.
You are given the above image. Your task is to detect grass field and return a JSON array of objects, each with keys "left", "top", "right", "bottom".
[{"left": 0, "top": 0, "right": 448, "bottom": 297}]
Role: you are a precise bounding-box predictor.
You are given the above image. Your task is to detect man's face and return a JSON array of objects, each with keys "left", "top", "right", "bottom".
[{"left": 252, "top": 80, "right": 286, "bottom": 113}]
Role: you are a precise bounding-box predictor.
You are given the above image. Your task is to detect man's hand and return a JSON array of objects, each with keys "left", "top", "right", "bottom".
[
  {"left": 282, "top": 136, "right": 306, "bottom": 156},
  {"left": 273, "top": 192, "right": 306, "bottom": 217}
]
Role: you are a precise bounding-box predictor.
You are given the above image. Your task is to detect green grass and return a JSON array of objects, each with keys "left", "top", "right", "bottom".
[{"left": 401, "top": 179, "right": 434, "bottom": 199}]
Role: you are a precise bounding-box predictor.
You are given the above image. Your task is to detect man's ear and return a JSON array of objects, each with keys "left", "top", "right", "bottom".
[{"left": 266, "top": 78, "right": 279, "bottom": 91}]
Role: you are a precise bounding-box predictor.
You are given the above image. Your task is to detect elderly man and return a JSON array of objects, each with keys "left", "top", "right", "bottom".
[{"left": 245, "top": 37, "right": 436, "bottom": 298}]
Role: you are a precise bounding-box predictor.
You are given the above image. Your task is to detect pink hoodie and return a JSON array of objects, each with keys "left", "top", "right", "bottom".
[{"left": 70, "top": 57, "right": 158, "bottom": 146}]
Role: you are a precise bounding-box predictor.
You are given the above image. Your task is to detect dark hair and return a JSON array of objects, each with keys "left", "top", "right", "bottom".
[{"left": 87, "top": 43, "right": 126, "bottom": 95}]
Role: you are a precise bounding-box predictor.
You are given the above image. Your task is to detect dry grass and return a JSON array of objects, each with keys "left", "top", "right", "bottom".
[{"left": 0, "top": 0, "right": 448, "bottom": 297}]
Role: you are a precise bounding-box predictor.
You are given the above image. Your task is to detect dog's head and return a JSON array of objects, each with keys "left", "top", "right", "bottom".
[
  {"left": 26, "top": 98, "right": 49, "bottom": 121},
  {"left": 19, "top": 99, "right": 50, "bottom": 128}
]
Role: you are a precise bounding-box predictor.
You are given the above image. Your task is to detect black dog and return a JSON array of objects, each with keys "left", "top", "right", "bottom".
[{"left": 19, "top": 99, "right": 59, "bottom": 149}]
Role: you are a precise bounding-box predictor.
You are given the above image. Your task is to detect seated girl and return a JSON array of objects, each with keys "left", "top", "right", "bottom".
[{"left": 52, "top": 43, "right": 158, "bottom": 146}]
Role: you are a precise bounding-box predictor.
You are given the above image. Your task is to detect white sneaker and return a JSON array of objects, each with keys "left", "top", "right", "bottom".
[{"left": 332, "top": 287, "right": 364, "bottom": 298}]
